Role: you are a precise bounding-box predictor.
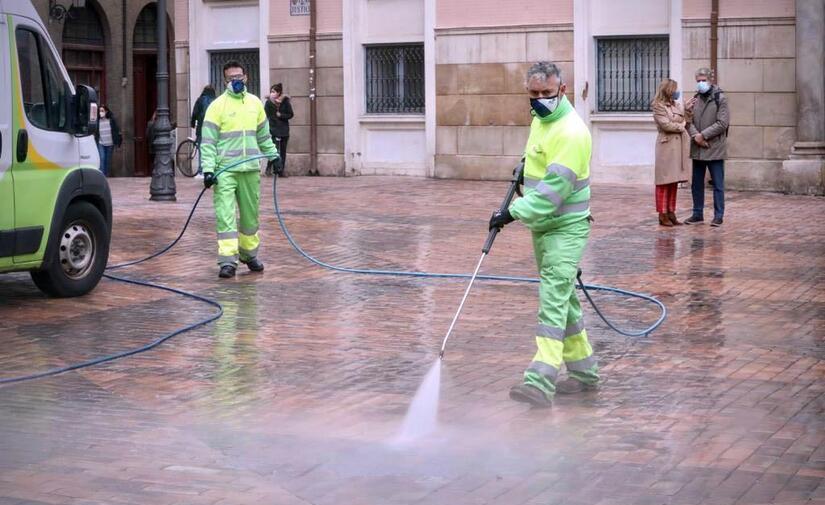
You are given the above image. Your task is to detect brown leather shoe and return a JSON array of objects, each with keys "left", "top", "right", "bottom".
[
  {"left": 659, "top": 213, "right": 673, "bottom": 227},
  {"left": 667, "top": 212, "right": 682, "bottom": 225}
]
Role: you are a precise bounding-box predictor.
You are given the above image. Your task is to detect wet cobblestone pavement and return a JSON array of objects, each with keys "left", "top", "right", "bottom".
[{"left": 1, "top": 176, "right": 823, "bottom": 505}]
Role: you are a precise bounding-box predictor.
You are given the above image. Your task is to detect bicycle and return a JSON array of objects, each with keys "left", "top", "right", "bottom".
[{"left": 175, "top": 136, "right": 200, "bottom": 177}]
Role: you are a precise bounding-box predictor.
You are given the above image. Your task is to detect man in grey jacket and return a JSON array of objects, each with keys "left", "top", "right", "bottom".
[{"left": 685, "top": 67, "right": 730, "bottom": 227}]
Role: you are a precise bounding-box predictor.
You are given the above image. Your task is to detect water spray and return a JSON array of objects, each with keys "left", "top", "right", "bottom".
[{"left": 438, "top": 163, "right": 524, "bottom": 360}]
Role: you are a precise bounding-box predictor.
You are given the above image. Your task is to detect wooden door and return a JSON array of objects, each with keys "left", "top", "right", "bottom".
[{"left": 132, "top": 54, "right": 157, "bottom": 176}]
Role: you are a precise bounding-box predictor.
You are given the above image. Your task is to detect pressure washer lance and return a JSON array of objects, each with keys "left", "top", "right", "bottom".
[{"left": 438, "top": 162, "right": 524, "bottom": 360}]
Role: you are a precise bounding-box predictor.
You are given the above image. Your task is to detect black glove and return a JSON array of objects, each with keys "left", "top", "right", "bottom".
[
  {"left": 203, "top": 172, "right": 216, "bottom": 189},
  {"left": 489, "top": 209, "right": 514, "bottom": 230}
]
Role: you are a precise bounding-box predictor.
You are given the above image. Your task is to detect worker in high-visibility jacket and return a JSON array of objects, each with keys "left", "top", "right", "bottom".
[
  {"left": 201, "top": 60, "right": 279, "bottom": 279},
  {"left": 490, "top": 61, "right": 598, "bottom": 408}
]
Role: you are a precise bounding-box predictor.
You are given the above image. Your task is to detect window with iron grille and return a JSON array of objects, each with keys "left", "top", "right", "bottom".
[
  {"left": 365, "top": 44, "right": 424, "bottom": 114},
  {"left": 596, "top": 37, "right": 669, "bottom": 112}
]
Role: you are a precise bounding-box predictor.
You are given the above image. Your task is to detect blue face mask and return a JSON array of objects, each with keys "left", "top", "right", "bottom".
[
  {"left": 530, "top": 96, "right": 560, "bottom": 117},
  {"left": 229, "top": 79, "right": 245, "bottom": 94},
  {"left": 696, "top": 81, "right": 711, "bottom": 94},
  {"left": 672, "top": 91, "right": 681, "bottom": 100}
]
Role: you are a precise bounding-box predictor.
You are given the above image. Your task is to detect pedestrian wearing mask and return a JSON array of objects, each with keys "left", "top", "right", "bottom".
[
  {"left": 652, "top": 78, "right": 690, "bottom": 226},
  {"left": 685, "top": 68, "right": 729, "bottom": 227},
  {"left": 264, "top": 83, "right": 293, "bottom": 177},
  {"left": 93, "top": 105, "right": 122, "bottom": 177},
  {"left": 200, "top": 60, "right": 280, "bottom": 278},
  {"left": 489, "top": 61, "right": 598, "bottom": 408}
]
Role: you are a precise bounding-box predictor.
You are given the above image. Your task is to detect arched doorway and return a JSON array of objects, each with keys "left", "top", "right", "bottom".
[
  {"left": 132, "top": 3, "right": 172, "bottom": 177},
  {"left": 62, "top": 4, "right": 106, "bottom": 101}
]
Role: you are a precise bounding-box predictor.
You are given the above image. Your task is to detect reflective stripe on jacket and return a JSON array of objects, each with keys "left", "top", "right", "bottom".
[
  {"left": 509, "top": 96, "right": 592, "bottom": 232},
  {"left": 200, "top": 89, "right": 279, "bottom": 174}
]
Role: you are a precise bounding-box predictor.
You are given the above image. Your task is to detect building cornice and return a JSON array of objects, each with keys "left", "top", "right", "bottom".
[
  {"left": 682, "top": 16, "right": 795, "bottom": 28},
  {"left": 267, "top": 32, "right": 343, "bottom": 43},
  {"left": 435, "top": 23, "right": 574, "bottom": 36}
]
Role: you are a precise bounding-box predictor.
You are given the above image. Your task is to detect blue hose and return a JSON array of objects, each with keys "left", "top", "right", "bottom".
[
  {"left": 0, "top": 154, "right": 665, "bottom": 385},
  {"left": 269, "top": 164, "right": 667, "bottom": 338}
]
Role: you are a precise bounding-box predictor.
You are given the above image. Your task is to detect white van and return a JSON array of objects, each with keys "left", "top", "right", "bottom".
[{"left": 1, "top": 0, "right": 111, "bottom": 297}]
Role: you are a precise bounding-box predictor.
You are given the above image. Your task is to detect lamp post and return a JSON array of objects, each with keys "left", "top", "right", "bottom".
[{"left": 149, "top": 0, "right": 176, "bottom": 201}]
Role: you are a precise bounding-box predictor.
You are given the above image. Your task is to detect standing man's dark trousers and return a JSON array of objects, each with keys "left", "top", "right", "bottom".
[{"left": 691, "top": 159, "right": 724, "bottom": 221}]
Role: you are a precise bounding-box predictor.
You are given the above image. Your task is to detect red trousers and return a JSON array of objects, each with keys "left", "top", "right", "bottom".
[{"left": 655, "top": 183, "right": 678, "bottom": 213}]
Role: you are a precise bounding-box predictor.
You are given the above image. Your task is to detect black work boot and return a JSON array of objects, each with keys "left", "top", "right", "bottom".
[
  {"left": 218, "top": 265, "right": 236, "bottom": 278},
  {"left": 555, "top": 378, "right": 598, "bottom": 395},
  {"left": 242, "top": 258, "right": 264, "bottom": 272},
  {"left": 509, "top": 384, "right": 552, "bottom": 408}
]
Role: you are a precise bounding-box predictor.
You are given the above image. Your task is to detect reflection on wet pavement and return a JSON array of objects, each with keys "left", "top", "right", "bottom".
[{"left": 1, "top": 177, "right": 823, "bottom": 504}]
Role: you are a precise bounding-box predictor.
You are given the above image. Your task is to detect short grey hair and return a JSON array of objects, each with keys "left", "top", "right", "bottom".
[
  {"left": 695, "top": 67, "right": 713, "bottom": 79},
  {"left": 526, "top": 61, "right": 563, "bottom": 84}
]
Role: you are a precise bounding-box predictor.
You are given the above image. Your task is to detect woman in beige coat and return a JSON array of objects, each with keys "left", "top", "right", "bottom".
[{"left": 652, "top": 79, "right": 691, "bottom": 226}]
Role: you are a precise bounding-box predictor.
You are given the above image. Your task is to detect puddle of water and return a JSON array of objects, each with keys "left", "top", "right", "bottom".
[{"left": 393, "top": 359, "right": 441, "bottom": 444}]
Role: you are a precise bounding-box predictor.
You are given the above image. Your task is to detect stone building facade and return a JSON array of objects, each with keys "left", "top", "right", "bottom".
[
  {"left": 31, "top": 0, "right": 176, "bottom": 177},
  {"left": 174, "top": 0, "right": 822, "bottom": 194}
]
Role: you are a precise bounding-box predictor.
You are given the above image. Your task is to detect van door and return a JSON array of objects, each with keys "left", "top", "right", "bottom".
[
  {"left": 0, "top": 15, "right": 15, "bottom": 268},
  {"left": 11, "top": 17, "right": 78, "bottom": 264}
]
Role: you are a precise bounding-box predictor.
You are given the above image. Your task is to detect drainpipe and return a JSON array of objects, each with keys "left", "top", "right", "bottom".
[
  {"left": 122, "top": 0, "right": 127, "bottom": 82},
  {"left": 710, "top": 0, "right": 719, "bottom": 83},
  {"left": 122, "top": 0, "right": 128, "bottom": 176},
  {"left": 309, "top": 0, "right": 318, "bottom": 175}
]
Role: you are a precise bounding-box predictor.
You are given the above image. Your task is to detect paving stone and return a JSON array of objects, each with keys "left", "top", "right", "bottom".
[{"left": 0, "top": 177, "right": 823, "bottom": 504}]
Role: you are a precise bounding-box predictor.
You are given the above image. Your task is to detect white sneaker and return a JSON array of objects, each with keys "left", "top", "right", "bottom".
[{"left": 195, "top": 173, "right": 204, "bottom": 179}]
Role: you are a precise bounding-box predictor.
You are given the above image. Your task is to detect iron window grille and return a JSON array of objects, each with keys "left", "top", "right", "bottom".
[
  {"left": 365, "top": 44, "right": 424, "bottom": 114},
  {"left": 596, "top": 36, "right": 669, "bottom": 112}
]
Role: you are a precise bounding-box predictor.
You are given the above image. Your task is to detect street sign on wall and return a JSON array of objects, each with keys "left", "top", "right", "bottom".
[{"left": 290, "top": 0, "right": 309, "bottom": 16}]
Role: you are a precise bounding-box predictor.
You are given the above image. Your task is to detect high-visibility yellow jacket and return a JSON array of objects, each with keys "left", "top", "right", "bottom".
[
  {"left": 200, "top": 89, "right": 279, "bottom": 174},
  {"left": 509, "top": 96, "right": 591, "bottom": 232}
]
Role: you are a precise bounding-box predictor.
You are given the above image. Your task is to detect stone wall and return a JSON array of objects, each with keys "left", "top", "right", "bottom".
[
  {"left": 434, "top": 25, "right": 574, "bottom": 180},
  {"left": 268, "top": 34, "right": 344, "bottom": 175},
  {"left": 683, "top": 17, "right": 796, "bottom": 191}
]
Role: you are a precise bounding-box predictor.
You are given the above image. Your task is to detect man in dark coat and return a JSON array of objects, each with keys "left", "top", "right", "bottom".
[{"left": 685, "top": 68, "right": 730, "bottom": 227}]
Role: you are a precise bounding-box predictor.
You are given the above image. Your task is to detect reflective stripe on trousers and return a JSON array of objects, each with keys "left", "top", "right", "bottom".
[
  {"left": 523, "top": 219, "right": 599, "bottom": 396},
  {"left": 214, "top": 170, "right": 261, "bottom": 266}
]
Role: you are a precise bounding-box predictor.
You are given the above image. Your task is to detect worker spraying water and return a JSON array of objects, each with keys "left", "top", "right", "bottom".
[
  {"left": 438, "top": 61, "right": 597, "bottom": 410},
  {"left": 496, "top": 61, "right": 598, "bottom": 407}
]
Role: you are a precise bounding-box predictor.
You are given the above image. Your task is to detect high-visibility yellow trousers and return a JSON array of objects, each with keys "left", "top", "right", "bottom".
[
  {"left": 213, "top": 170, "right": 261, "bottom": 266},
  {"left": 523, "top": 219, "right": 599, "bottom": 397}
]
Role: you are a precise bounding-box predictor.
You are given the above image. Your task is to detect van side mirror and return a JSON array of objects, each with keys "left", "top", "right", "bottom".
[{"left": 72, "top": 84, "right": 98, "bottom": 136}]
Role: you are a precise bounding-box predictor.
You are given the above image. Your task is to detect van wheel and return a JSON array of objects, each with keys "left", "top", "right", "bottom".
[{"left": 31, "top": 201, "right": 110, "bottom": 298}]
